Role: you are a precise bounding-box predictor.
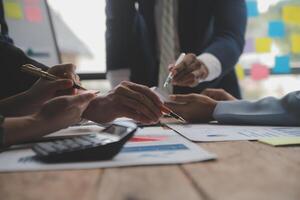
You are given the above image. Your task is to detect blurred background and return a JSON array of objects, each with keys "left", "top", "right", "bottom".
[{"left": 4, "top": 0, "right": 300, "bottom": 99}]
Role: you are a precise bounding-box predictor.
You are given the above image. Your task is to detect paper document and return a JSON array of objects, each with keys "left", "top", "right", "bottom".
[
  {"left": 0, "top": 126, "right": 215, "bottom": 172},
  {"left": 168, "top": 124, "right": 300, "bottom": 142}
]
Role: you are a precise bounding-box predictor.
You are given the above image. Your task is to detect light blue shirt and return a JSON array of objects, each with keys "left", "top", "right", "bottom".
[{"left": 213, "top": 91, "right": 300, "bottom": 126}]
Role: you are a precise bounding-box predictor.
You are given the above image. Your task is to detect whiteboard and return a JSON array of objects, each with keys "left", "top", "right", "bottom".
[{"left": 4, "top": 0, "right": 59, "bottom": 66}]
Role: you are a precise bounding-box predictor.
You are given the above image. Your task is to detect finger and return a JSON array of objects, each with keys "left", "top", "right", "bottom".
[
  {"left": 169, "top": 94, "right": 198, "bottom": 103},
  {"left": 116, "top": 93, "right": 158, "bottom": 122},
  {"left": 168, "top": 64, "right": 175, "bottom": 72},
  {"left": 124, "top": 82, "right": 163, "bottom": 107},
  {"left": 173, "top": 60, "right": 201, "bottom": 83},
  {"left": 120, "top": 106, "right": 154, "bottom": 124},
  {"left": 69, "top": 93, "right": 96, "bottom": 107},
  {"left": 50, "top": 79, "right": 74, "bottom": 91},
  {"left": 181, "top": 77, "right": 198, "bottom": 87},
  {"left": 115, "top": 86, "right": 159, "bottom": 121},
  {"left": 172, "top": 54, "right": 196, "bottom": 74},
  {"left": 122, "top": 83, "right": 162, "bottom": 117},
  {"left": 48, "top": 64, "right": 76, "bottom": 77}
]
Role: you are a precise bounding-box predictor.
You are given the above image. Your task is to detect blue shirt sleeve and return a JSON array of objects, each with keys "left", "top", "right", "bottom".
[{"left": 213, "top": 91, "right": 300, "bottom": 126}]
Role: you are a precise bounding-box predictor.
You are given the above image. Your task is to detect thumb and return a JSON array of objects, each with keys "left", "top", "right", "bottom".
[{"left": 49, "top": 79, "right": 74, "bottom": 91}]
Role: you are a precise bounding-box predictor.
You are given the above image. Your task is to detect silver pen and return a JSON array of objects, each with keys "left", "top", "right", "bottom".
[{"left": 163, "top": 53, "right": 186, "bottom": 88}]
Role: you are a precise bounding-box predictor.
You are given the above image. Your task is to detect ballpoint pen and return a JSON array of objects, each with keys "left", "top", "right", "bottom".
[
  {"left": 163, "top": 53, "right": 186, "bottom": 88},
  {"left": 161, "top": 106, "right": 186, "bottom": 123},
  {"left": 21, "top": 64, "right": 89, "bottom": 91}
]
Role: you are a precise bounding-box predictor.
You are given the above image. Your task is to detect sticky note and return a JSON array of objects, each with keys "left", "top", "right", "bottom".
[
  {"left": 246, "top": 1, "right": 259, "bottom": 17},
  {"left": 235, "top": 64, "right": 245, "bottom": 80},
  {"left": 3, "top": 1, "right": 23, "bottom": 20},
  {"left": 282, "top": 6, "right": 300, "bottom": 26},
  {"left": 250, "top": 63, "right": 269, "bottom": 80},
  {"left": 25, "top": 6, "right": 42, "bottom": 23},
  {"left": 255, "top": 38, "right": 272, "bottom": 53},
  {"left": 244, "top": 38, "right": 255, "bottom": 53},
  {"left": 273, "top": 56, "right": 291, "bottom": 74},
  {"left": 291, "top": 34, "right": 300, "bottom": 54},
  {"left": 259, "top": 137, "right": 300, "bottom": 146},
  {"left": 268, "top": 21, "right": 285, "bottom": 38}
]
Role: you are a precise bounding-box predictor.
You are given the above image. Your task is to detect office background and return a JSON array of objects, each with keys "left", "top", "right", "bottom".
[{"left": 4, "top": 0, "right": 300, "bottom": 99}]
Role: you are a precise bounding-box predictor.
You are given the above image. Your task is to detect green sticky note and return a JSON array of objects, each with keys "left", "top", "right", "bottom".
[
  {"left": 4, "top": 1, "right": 23, "bottom": 20},
  {"left": 259, "top": 137, "right": 300, "bottom": 147}
]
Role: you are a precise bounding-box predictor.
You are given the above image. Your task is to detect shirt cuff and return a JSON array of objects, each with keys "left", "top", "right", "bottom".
[{"left": 197, "top": 53, "right": 222, "bottom": 82}]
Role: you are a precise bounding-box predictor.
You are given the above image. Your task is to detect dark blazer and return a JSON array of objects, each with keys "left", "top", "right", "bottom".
[
  {"left": 0, "top": 0, "right": 47, "bottom": 100},
  {"left": 106, "top": 0, "right": 247, "bottom": 98}
]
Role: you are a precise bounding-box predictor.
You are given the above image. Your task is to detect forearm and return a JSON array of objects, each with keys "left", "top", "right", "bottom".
[
  {"left": 2, "top": 115, "right": 48, "bottom": 146},
  {"left": 204, "top": 0, "right": 246, "bottom": 75},
  {"left": 213, "top": 96, "right": 300, "bottom": 126},
  {"left": 0, "top": 91, "right": 40, "bottom": 117}
]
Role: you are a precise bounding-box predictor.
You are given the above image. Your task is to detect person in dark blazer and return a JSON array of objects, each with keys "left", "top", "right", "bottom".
[{"left": 106, "top": 0, "right": 247, "bottom": 98}]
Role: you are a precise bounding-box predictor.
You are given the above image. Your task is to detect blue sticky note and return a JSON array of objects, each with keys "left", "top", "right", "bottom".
[
  {"left": 268, "top": 21, "right": 285, "bottom": 38},
  {"left": 247, "top": 1, "right": 259, "bottom": 17},
  {"left": 273, "top": 56, "right": 291, "bottom": 74}
]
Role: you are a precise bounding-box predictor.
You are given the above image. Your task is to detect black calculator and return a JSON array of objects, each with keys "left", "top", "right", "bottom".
[{"left": 32, "top": 121, "right": 137, "bottom": 163}]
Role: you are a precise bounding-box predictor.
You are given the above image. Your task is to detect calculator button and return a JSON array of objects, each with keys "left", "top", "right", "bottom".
[
  {"left": 73, "top": 138, "right": 93, "bottom": 146},
  {"left": 52, "top": 143, "right": 69, "bottom": 152},
  {"left": 37, "top": 143, "right": 57, "bottom": 153}
]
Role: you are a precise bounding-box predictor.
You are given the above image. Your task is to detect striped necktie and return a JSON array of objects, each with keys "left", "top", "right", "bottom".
[{"left": 158, "top": 0, "right": 177, "bottom": 93}]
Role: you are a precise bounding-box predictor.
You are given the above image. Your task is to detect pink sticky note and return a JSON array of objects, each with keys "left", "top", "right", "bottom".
[
  {"left": 24, "top": 0, "right": 40, "bottom": 4},
  {"left": 25, "top": 6, "right": 42, "bottom": 23},
  {"left": 250, "top": 63, "right": 270, "bottom": 80}
]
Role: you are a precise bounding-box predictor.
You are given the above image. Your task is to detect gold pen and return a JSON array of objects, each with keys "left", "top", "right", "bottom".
[
  {"left": 161, "top": 106, "right": 186, "bottom": 123},
  {"left": 21, "top": 64, "right": 88, "bottom": 91}
]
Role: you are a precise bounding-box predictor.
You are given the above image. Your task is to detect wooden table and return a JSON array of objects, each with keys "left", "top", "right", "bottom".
[{"left": 0, "top": 141, "right": 299, "bottom": 200}]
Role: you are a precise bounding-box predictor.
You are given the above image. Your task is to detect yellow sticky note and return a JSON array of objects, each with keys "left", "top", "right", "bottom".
[
  {"left": 235, "top": 64, "right": 245, "bottom": 80},
  {"left": 259, "top": 137, "right": 300, "bottom": 147},
  {"left": 3, "top": 1, "right": 23, "bottom": 20},
  {"left": 255, "top": 38, "right": 272, "bottom": 53},
  {"left": 283, "top": 6, "right": 300, "bottom": 26},
  {"left": 291, "top": 34, "right": 300, "bottom": 54}
]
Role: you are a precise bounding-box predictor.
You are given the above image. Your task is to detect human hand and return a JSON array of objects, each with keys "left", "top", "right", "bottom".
[
  {"left": 169, "top": 54, "right": 208, "bottom": 87},
  {"left": 34, "top": 93, "right": 96, "bottom": 134},
  {"left": 83, "top": 81, "right": 163, "bottom": 124},
  {"left": 165, "top": 94, "right": 217, "bottom": 123},
  {"left": 25, "top": 64, "right": 81, "bottom": 111},
  {"left": 201, "top": 88, "right": 237, "bottom": 101}
]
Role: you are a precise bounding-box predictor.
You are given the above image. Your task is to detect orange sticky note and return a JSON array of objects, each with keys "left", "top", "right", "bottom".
[
  {"left": 291, "top": 34, "right": 300, "bottom": 54},
  {"left": 251, "top": 63, "right": 269, "bottom": 80},
  {"left": 255, "top": 38, "right": 272, "bottom": 53},
  {"left": 3, "top": 1, "right": 23, "bottom": 20},
  {"left": 235, "top": 64, "right": 245, "bottom": 80},
  {"left": 282, "top": 6, "right": 300, "bottom": 26}
]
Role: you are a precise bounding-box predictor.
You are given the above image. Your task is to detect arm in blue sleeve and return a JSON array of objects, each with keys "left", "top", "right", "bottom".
[
  {"left": 204, "top": 0, "right": 247, "bottom": 76},
  {"left": 213, "top": 91, "right": 300, "bottom": 126}
]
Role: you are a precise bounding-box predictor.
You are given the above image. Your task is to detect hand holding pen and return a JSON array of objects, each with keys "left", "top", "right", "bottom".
[
  {"left": 165, "top": 53, "right": 209, "bottom": 88},
  {"left": 21, "top": 64, "right": 87, "bottom": 91}
]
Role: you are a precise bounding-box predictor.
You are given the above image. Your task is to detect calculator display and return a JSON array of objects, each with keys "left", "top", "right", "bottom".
[{"left": 104, "top": 125, "right": 129, "bottom": 137}]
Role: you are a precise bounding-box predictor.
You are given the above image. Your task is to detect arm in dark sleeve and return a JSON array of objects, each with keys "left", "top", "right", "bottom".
[
  {"left": 204, "top": 0, "right": 247, "bottom": 76},
  {"left": 213, "top": 91, "right": 300, "bottom": 126},
  {"left": 105, "top": 0, "right": 135, "bottom": 71},
  {"left": 0, "top": 41, "right": 48, "bottom": 99}
]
